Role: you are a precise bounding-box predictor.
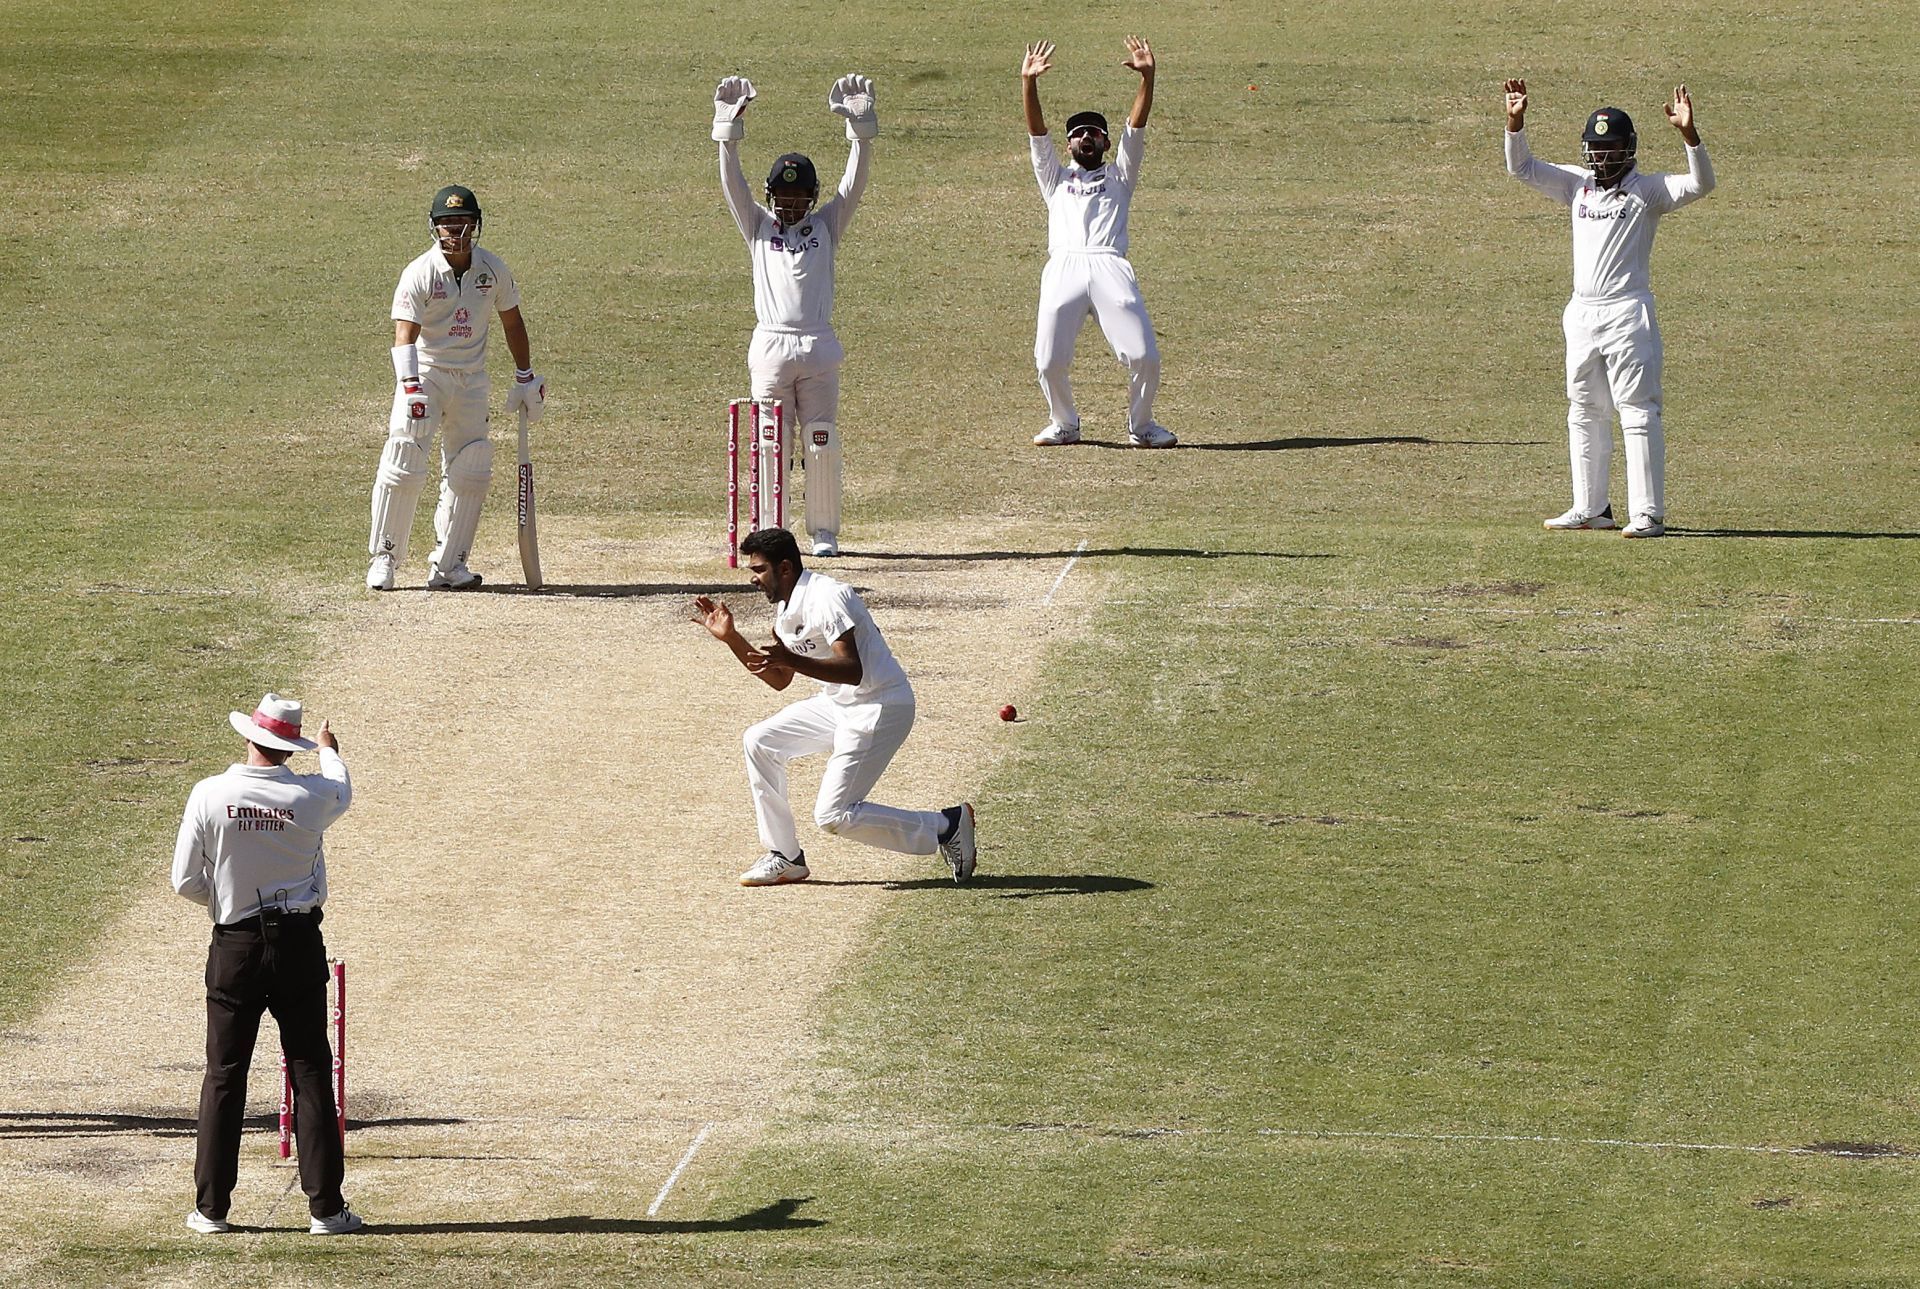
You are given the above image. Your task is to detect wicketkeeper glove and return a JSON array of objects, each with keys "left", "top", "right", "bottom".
[
  {"left": 507, "top": 369, "right": 546, "bottom": 423},
  {"left": 712, "top": 76, "right": 756, "bottom": 141},
  {"left": 828, "top": 73, "right": 877, "bottom": 140}
]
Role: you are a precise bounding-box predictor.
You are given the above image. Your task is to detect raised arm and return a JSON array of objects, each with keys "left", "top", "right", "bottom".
[
  {"left": 1655, "top": 84, "right": 1715, "bottom": 211},
  {"left": 1021, "top": 41, "right": 1053, "bottom": 136},
  {"left": 822, "top": 75, "right": 877, "bottom": 240},
  {"left": 1501, "top": 77, "right": 1582, "bottom": 206},
  {"left": 712, "top": 76, "right": 766, "bottom": 239},
  {"left": 1123, "top": 36, "right": 1154, "bottom": 128}
]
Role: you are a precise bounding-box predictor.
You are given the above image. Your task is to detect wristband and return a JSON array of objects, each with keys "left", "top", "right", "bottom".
[
  {"left": 515, "top": 368, "right": 536, "bottom": 383},
  {"left": 392, "top": 343, "right": 420, "bottom": 383}
]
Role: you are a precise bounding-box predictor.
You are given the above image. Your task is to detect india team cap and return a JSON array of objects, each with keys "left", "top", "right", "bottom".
[
  {"left": 1064, "top": 110, "right": 1109, "bottom": 138},
  {"left": 1581, "top": 108, "right": 1635, "bottom": 144},
  {"left": 229, "top": 693, "right": 319, "bottom": 752},
  {"left": 430, "top": 184, "right": 482, "bottom": 222}
]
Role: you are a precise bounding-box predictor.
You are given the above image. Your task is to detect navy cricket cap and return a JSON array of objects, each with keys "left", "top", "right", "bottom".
[
  {"left": 1581, "top": 108, "right": 1635, "bottom": 145},
  {"left": 1064, "top": 110, "right": 1109, "bottom": 137}
]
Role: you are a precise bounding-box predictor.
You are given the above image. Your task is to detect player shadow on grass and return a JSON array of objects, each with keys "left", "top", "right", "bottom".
[
  {"left": 842, "top": 547, "right": 1329, "bottom": 562},
  {"left": 0, "top": 1110, "right": 464, "bottom": 1140},
  {"left": 1667, "top": 526, "right": 1920, "bottom": 540},
  {"left": 808, "top": 874, "right": 1153, "bottom": 899},
  {"left": 1075, "top": 434, "right": 1545, "bottom": 451},
  {"left": 475, "top": 581, "right": 745, "bottom": 598},
  {"left": 364, "top": 1196, "right": 825, "bottom": 1235}
]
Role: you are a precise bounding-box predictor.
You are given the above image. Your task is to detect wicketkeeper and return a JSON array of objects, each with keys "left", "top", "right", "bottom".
[
  {"left": 713, "top": 70, "right": 876, "bottom": 557},
  {"left": 366, "top": 184, "right": 546, "bottom": 590}
]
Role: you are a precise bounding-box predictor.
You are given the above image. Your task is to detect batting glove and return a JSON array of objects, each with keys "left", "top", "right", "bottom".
[
  {"left": 828, "top": 73, "right": 877, "bottom": 140},
  {"left": 399, "top": 377, "right": 429, "bottom": 421},
  {"left": 712, "top": 76, "right": 756, "bottom": 141},
  {"left": 508, "top": 370, "right": 547, "bottom": 424}
]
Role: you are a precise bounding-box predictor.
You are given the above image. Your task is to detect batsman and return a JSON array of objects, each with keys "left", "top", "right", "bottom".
[
  {"left": 712, "top": 69, "right": 876, "bottom": 557},
  {"left": 366, "top": 185, "right": 546, "bottom": 591}
]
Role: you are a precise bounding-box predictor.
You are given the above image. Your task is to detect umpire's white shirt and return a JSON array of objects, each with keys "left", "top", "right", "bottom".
[
  {"left": 171, "top": 750, "right": 352, "bottom": 924},
  {"left": 1504, "top": 129, "right": 1715, "bottom": 301},
  {"left": 1032, "top": 125, "right": 1145, "bottom": 256},
  {"left": 720, "top": 139, "right": 870, "bottom": 332},
  {"left": 774, "top": 571, "right": 909, "bottom": 709},
  {"left": 391, "top": 244, "right": 522, "bottom": 373}
]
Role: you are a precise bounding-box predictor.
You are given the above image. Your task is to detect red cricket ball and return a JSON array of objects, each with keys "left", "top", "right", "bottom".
[{"left": 998, "top": 704, "right": 1018, "bottom": 722}]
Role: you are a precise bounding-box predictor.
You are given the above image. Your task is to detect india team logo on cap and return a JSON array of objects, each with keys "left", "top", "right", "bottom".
[
  {"left": 782, "top": 165, "right": 799, "bottom": 182},
  {"left": 1593, "top": 117, "right": 1610, "bottom": 135}
]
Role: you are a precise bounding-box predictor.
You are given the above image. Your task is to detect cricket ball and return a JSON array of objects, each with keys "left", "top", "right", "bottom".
[{"left": 999, "top": 704, "right": 1018, "bottom": 722}]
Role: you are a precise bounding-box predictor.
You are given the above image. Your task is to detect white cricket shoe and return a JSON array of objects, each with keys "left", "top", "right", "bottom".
[
  {"left": 1543, "top": 504, "right": 1616, "bottom": 531},
  {"left": 938, "top": 803, "right": 977, "bottom": 883},
  {"left": 426, "top": 563, "right": 483, "bottom": 591},
  {"left": 185, "top": 1209, "right": 230, "bottom": 1234},
  {"left": 1032, "top": 423, "right": 1082, "bottom": 446},
  {"left": 365, "top": 554, "right": 396, "bottom": 592},
  {"left": 1621, "top": 514, "right": 1667, "bottom": 539},
  {"left": 310, "top": 1205, "right": 366, "bottom": 1236},
  {"left": 739, "top": 850, "right": 810, "bottom": 886},
  {"left": 811, "top": 531, "right": 839, "bottom": 557},
  {"left": 1128, "top": 423, "right": 1178, "bottom": 449}
]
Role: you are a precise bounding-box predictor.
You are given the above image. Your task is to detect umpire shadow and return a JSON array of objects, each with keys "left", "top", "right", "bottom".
[
  {"left": 365, "top": 1196, "right": 825, "bottom": 1236},
  {"left": 0, "top": 1110, "right": 465, "bottom": 1141},
  {"left": 1078, "top": 434, "right": 1545, "bottom": 450},
  {"left": 808, "top": 874, "right": 1154, "bottom": 899},
  {"left": 1668, "top": 526, "right": 1920, "bottom": 540}
]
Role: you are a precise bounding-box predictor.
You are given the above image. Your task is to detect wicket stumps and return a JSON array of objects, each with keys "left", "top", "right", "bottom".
[
  {"left": 727, "top": 398, "right": 787, "bottom": 567},
  {"left": 278, "top": 958, "right": 347, "bottom": 1159}
]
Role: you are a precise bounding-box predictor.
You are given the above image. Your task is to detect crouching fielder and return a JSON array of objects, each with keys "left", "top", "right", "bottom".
[
  {"left": 691, "top": 528, "right": 977, "bottom": 886},
  {"left": 1504, "top": 80, "right": 1716, "bottom": 538},
  {"left": 366, "top": 184, "right": 546, "bottom": 590},
  {"left": 713, "top": 71, "right": 876, "bottom": 557}
]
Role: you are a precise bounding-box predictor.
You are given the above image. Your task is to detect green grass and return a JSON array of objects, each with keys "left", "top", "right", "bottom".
[{"left": 5, "top": 0, "right": 1919, "bottom": 1282}]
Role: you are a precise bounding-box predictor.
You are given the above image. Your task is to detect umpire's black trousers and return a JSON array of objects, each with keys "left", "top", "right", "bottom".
[{"left": 196, "top": 910, "right": 344, "bottom": 1220}]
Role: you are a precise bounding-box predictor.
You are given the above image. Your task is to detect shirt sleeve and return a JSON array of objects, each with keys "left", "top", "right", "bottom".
[
  {"left": 1113, "top": 123, "right": 1146, "bottom": 189},
  {"left": 720, "top": 139, "right": 771, "bottom": 242},
  {"left": 316, "top": 747, "right": 353, "bottom": 820},
  {"left": 1504, "top": 129, "right": 1583, "bottom": 207},
  {"left": 488, "top": 253, "right": 521, "bottom": 313},
  {"left": 391, "top": 261, "right": 428, "bottom": 323},
  {"left": 171, "top": 784, "right": 212, "bottom": 907},
  {"left": 1648, "top": 143, "right": 1716, "bottom": 214},
  {"left": 1030, "top": 133, "right": 1062, "bottom": 200},
  {"left": 818, "top": 136, "right": 872, "bottom": 244}
]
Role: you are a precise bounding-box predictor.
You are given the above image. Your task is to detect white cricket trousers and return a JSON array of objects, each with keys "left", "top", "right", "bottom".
[
  {"left": 743, "top": 689, "right": 942, "bottom": 860},
  {"left": 1563, "top": 292, "right": 1665, "bottom": 522},
  {"left": 749, "top": 326, "right": 845, "bottom": 538},
  {"left": 1035, "top": 250, "right": 1161, "bottom": 435}
]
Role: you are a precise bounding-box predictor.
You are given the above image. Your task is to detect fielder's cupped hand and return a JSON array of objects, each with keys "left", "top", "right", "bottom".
[
  {"left": 712, "top": 75, "right": 756, "bottom": 141},
  {"left": 828, "top": 73, "right": 877, "bottom": 139},
  {"left": 690, "top": 594, "right": 735, "bottom": 639},
  {"left": 1021, "top": 41, "right": 1054, "bottom": 79}
]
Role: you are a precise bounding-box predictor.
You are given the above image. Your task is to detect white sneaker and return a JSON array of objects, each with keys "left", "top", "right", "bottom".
[
  {"left": 310, "top": 1205, "right": 366, "bottom": 1235},
  {"left": 739, "top": 850, "right": 810, "bottom": 886},
  {"left": 185, "top": 1209, "right": 230, "bottom": 1234},
  {"left": 811, "top": 532, "right": 839, "bottom": 557},
  {"left": 1128, "top": 423, "right": 1178, "bottom": 449},
  {"left": 1543, "top": 504, "right": 1615, "bottom": 531},
  {"left": 426, "top": 563, "right": 483, "bottom": 590},
  {"left": 938, "top": 803, "right": 977, "bottom": 883},
  {"left": 1621, "top": 514, "right": 1666, "bottom": 539},
  {"left": 365, "top": 554, "right": 396, "bottom": 592},
  {"left": 1032, "top": 423, "right": 1081, "bottom": 446}
]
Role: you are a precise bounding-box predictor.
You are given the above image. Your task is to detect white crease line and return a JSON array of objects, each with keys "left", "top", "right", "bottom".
[
  {"left": 1042, "top": 538, "right": 1089, "bottom": 607},
  {"left": 646, "top": 1121, "right": 713, "bottom": 1217},
  {"left": 1256, "top": 1127, "right": 1913, "bottom": 1160}
]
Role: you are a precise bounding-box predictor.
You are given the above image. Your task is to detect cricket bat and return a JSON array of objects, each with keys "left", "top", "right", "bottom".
[{"left": 516, "top": 406, "right": 544, "bottom": 590}]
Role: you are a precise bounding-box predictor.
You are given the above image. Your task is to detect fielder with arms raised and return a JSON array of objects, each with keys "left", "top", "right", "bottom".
[
  {"left": 690, "top": 528, "right": 977, "bottom": 887},
  {"left": 366, "top": 185, "right": 546, "bottom": 590},
  {"left": 713, "top": 71, "right": 875, "bottom": 557},
  {"left": 1504, "top": 80, "right": 1716, "bottom": 538},
  {"left": 1022, "top": 37, "right": 1175, "bottom": 448}
]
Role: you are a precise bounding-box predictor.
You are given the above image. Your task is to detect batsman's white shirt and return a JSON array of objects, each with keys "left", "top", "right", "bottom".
[
  {"left": 773, "top": 570, "right": 909, "bottom": 708},
  {"left": 1032, "top": 125, "right": 1145, "bottom": 256},
  {"left": 720, "top": 139, "right": 870, "bottom": 331},
  {"left": 391, "top": 244, "right": 522, "bottom": 373},
  {"left": 171, "top": 750, "right": 352, "bottom": 924},
  {"left": 1504, "top": 129, "right": 1715, "bottom": 301}
]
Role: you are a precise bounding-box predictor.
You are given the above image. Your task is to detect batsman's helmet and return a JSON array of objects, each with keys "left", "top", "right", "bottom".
[
  {"left": 430, "top": 184, "right": 482, "bottom": 226},
  {"left": 1580, "top": 108, "right": 1636, "bottom": 185},
  {"left": 765, "top": 153, "right": 819, "bottom": 199}
]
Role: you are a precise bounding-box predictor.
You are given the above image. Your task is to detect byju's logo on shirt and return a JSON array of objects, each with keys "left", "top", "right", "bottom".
[
  {"left": 771, "top": 229, "right": 821, "bottom": 253},
  {"left": 1576, "top": 202, "right": 1630, "bottom": 220}
]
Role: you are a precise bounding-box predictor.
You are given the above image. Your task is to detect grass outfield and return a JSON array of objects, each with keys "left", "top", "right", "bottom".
[{"left": 5, "top": 0, "right": 1919, "bottom": 1283}]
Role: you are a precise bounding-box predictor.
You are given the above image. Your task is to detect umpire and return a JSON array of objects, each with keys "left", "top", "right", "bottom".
[{"left": 170, "top": 693, "right": 365, "bottom": 1235}]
